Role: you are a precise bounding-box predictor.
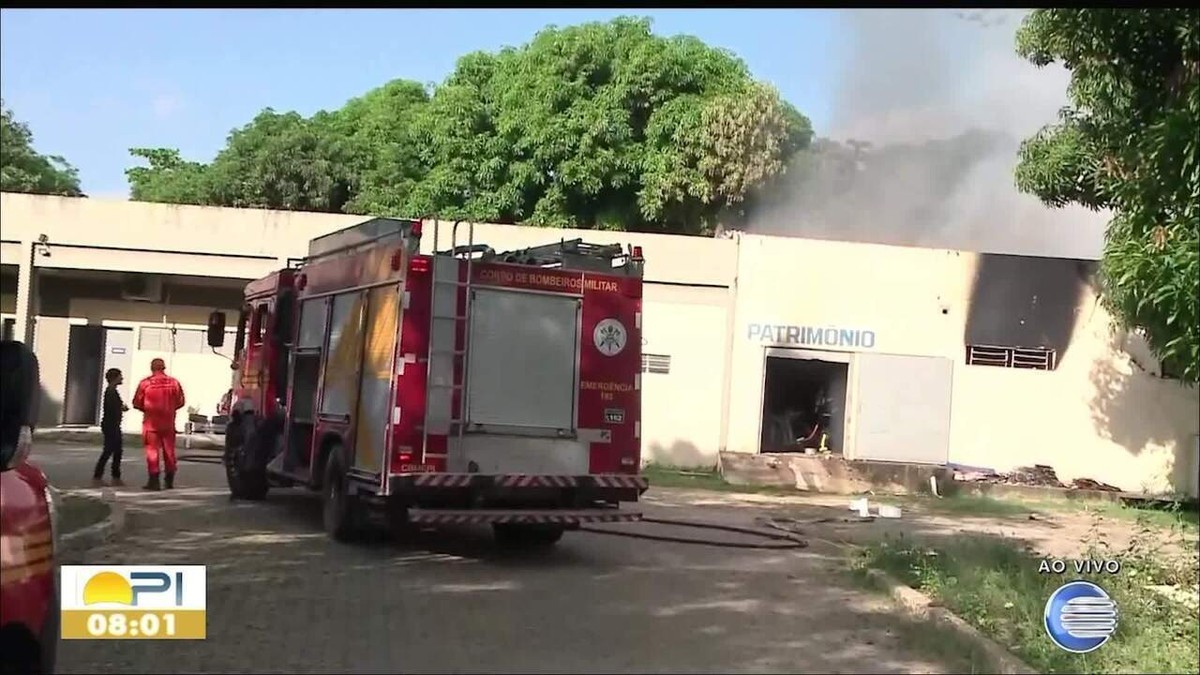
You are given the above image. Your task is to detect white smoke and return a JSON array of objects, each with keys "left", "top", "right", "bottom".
[{"left": 751, "top": 9, "right": 1109, "bottom": 260}]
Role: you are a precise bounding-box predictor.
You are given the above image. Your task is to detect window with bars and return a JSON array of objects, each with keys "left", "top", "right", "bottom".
[
  {"left": 641, "top": 353, "right": 671, "bottom": 374},
  {"left": 965, "top": 345, "right": 1057, "bottom": 371}
]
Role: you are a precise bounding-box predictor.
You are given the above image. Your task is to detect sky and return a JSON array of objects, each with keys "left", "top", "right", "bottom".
[
  {"left": 0, "top": 9, "right": 1105, "bottom": 258},
  {"left": 0, "top": 9, "right": 841, "bottom": 199}
]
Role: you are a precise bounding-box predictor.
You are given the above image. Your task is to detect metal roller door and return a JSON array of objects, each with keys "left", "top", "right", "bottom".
[{"left": 853, "top": 353, "right": 953, "bottom": 464}]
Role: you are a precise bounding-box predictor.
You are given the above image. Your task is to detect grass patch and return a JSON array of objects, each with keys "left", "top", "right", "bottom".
[
  {"left": 641, "top": 463, "right": 799, "bottom": 496},
  {"left": 897, "top": 493, "right": 1045, "bottom": 519},
  {"left": 1082, "top": 499, "right": 1200, "bottom": 533},
  {"left": 912, "top": 493, "right": 1200, "bottom": 532},
  {"left": 852, "top": 518, "right": 1200, "bottom": 674},
  {"left": 58, "top": 492, "right": 110, "bottom": 533}
]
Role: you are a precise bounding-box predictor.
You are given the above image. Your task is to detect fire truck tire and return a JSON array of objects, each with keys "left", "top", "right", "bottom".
[
  {"left": 322, "top": 444, "right": 365, "bottom": 542},
  {"left": 492, "top": 524, "right": 565, "bottom": 548},
  {"left": 225, "top": 418, "right": 268, "bottom": 501}
]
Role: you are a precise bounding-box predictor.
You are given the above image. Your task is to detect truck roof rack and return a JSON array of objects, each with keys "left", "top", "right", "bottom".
[
  {"left": 440, "top": 238, "right": 636, "bottom": 273},
  {"left": 306, "top": 217, "right": 421, "bottom": 261}
]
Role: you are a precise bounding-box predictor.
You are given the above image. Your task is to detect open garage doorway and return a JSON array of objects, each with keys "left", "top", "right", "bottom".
[
  {"left": 63, "top": 325, "right": 105, "bottom": 425},
  {"left": 759, "top": 350, "right": 849, "bottom": 454}
]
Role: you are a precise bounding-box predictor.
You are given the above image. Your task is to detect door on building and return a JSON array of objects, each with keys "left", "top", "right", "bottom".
[
  {"left": 63, "top": 325, "right": 106, "bottom": 426},
  {"left": 852, "top": 353, "right": 954, "bottom": 465},
  {"left": 759, "top": 349, "right": 851, "bottom": 454},
  {"left": 99, "top": 328, "right": 135, "bottom": 422}
]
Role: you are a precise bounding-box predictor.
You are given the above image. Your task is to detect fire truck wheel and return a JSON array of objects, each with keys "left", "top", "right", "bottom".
[
  {"left": 322, "top": 444, "right": 364, "bottom": 542},
  {"left": 492, "top": 524, "right": 565, "bottom": 549},
  {"left": 225, "top": 418, "right": 268, "bottom": 501}
]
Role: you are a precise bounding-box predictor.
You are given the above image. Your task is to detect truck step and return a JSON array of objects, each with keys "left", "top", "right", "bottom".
[{"left": 407, "top": 508, "right": 642, "bottom": 526}]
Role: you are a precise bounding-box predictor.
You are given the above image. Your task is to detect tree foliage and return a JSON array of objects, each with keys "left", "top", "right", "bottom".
[
  {"left": 124, "top": 17, "right": 811, "bottom": 235},
  {"left": 1, "top": 101, "right": 83, "bottom": 197},
  {"left": 1014, "top": 9, "right": 1200, "bottom": 384}
]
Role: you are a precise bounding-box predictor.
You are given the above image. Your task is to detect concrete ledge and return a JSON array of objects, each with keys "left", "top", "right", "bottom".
[
  {"left": 949, "top": 479, "right": 1168, "bottom": 505},
  {"left": 36, "top": 427, "right": 224, "bottom": 451},
  {"left": 719, "top": 452, "right": 952, "bottom": 496},
  {"left": 863, "top": 568, "right": 1036, "bottom": 675},
  {"left": 59, "top": 489, "right": 127, "bottom": 560}
]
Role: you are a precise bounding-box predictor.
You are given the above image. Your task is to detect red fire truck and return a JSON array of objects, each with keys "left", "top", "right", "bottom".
[{"left": 206, "top": 218, "right": 648, "bottom": 546}]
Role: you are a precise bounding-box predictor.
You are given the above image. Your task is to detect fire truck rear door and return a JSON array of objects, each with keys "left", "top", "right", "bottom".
[
  {"left": 465, "top": 287, "right": 581, "bottom": 434},
  {"left": 352, "top": 284, "right": 400, "bottom": 477}
]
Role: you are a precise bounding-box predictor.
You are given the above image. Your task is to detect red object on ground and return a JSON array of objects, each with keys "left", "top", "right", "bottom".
[{"left": 1, "top": 340, "right": 59, "bottom": 673}]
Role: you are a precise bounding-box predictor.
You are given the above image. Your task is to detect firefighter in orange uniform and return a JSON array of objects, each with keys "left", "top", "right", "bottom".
[{"left": 132, "top": 358, "right": 186, "bottom": 491}]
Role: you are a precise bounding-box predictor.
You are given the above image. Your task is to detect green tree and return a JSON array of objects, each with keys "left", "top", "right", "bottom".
[
  {"left": 407, "top": 18, "right": 811, "bottom": 233},
  {"left": 123, "top": 17, "right": 812, "bottom": 234},
  {"left": 1, "top": 101, "right": 83, "bottom": 197},
  {"left": 205, "top": 109, "right": 356, "bottom": 212},
  {"left": 126, "top": 148, "right": 210, "bottom": 204},
  {"left": 1013, "top": 9, "right": 1199, "bottom": 384},
  {"left": 335, "top": 79, "right": 431, "bottom": 216}
]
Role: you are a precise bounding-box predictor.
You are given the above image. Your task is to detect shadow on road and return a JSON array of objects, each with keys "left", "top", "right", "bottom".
[{"left": 54, "top": 477, "right": 983, "bottom": 674}]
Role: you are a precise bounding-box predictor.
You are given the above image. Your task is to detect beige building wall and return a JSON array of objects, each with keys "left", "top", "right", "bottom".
[
  {"left": 68, "top": 298, "right": 239, "bottom": 434},
  {"left": 728, "top": 233, "right": 1199, "bottom": 495},
  {"left": 640, "top": 285, "right": 731, "bottom": 466},
  {"left": 1, "top": 195, "right": 735, "bottom": 459},
  {"left": 4, "top": 194, "right": 1195, "bottom": 494}
]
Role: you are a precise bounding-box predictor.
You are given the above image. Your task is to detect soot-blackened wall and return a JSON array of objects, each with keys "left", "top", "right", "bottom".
[{"left": 964, "top": 253, "right": 1096, "bottom": 357}]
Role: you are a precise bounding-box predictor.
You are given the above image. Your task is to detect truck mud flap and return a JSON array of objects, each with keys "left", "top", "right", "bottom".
[{"left": 406, "top": 508, "right": 643, "bottom": 526}]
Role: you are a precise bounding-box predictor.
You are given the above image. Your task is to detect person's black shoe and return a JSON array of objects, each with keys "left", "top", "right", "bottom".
[
  {"left": 164, "top": 472, "right": 175, "bottom": 490},
  {"left": 142, "top": 474, "right": 161, "bottom": 491}
]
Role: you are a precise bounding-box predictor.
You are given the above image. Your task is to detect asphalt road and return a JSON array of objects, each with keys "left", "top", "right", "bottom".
[{"left": 36, "top": 442, "right": 955, "bottom": 674}]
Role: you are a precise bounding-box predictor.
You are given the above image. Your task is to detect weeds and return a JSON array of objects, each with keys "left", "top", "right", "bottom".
[{"left": 854, "top": 511, "right": 1200, "bottom": 674}]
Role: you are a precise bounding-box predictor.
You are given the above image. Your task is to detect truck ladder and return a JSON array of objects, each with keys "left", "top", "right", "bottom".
[{"left": 423, "top": 220, "right": 476, "bottom": 456}]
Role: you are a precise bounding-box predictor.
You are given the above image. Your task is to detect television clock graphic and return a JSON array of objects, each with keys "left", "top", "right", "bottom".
[{"left": 59, "top": 565, "right": 207, "bottom": 640}]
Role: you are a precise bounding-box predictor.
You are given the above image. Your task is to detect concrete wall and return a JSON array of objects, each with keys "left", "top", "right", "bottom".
[
  {"left": 0, "top": 195, "right": 736, "bottom": 464},
  {"left": 727, "top": 234, "right": 1199, "bottom": 495},
  {"left": 640, "top": 285, "right": 731, "bottom": 466},
  {"left": 3, "top": 194, "right": 1196, "bottom": 494}
]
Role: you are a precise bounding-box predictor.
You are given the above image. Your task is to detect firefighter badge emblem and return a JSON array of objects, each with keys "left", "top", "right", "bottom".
[{"left": 593, "top": 319, "right": 627, "bottom": 357}]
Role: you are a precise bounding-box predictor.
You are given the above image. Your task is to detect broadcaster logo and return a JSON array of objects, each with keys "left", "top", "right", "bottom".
[
  {"left": 60, "top": 565, "right": 206, "bottom": 640},
  {"left": 1044, "top": 580, "right": 1118, "bottom": 654}
]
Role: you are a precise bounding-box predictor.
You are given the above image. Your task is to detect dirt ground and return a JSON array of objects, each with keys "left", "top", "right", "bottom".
[{"left": 643, "top": 487, "right": 1196, "bottom": 560}]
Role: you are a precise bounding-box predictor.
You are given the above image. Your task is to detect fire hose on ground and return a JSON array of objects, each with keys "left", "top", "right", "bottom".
[
  {"left": 581, "top": 516, "right": 809, "bottom": 549},
  {"left": 179, "top": 453, "right": 865, "bottom": 550}
]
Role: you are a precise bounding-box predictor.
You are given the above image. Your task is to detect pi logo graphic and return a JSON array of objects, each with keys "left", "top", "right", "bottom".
[
  {"left": 593, "top": 319, "right": 627, "bottom": 357},
  {"left": 82, "top": 569, "right": 184, "bottom": 607}
]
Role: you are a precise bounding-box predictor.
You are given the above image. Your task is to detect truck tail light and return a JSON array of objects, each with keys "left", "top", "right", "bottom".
[
  {"left": 410, "top": 219, "right": 423, "bottom": 237},
  {"left": 631, "top": 246, "right": 643, "bottom": 260},
  {"left": 296, "top": 274, "right": 308, "bottom": 290},
  {"left": 391, "top": 249, "right": 404, "bottom": 271},
  {"left": 410, "top": 257, "right": 431, "bottom": 274}
]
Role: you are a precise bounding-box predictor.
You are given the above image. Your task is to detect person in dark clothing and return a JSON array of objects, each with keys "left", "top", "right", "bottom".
[
  {"left": 0, "top": 340, "right": 40, "bottom": 468},
  {"left": 93, "top": 367, "right": 129, "bottom": 486}
]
